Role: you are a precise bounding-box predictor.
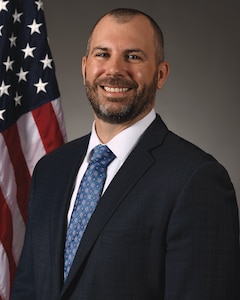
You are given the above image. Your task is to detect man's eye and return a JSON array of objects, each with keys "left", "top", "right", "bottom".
[
  {"left": 128, "top": 54, "right": 140, "bottom": 60},
  {"left": 96, "top": 53, "right": 109, "bottom": 58}
]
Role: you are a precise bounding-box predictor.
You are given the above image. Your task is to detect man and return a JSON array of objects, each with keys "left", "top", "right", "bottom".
[{"left": 11, "top": 8, "right": 240, "bottom": 300}]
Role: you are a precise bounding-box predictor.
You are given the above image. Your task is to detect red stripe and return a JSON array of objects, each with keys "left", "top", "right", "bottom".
[
  {"left": 2, "top": 125, "right": 31, "bottom": 224},
  {"left": 0, "top": 188, "right": 17, "bottom": 290},
  {"left": 32, "top": 102, "right": 64, "bottom": 153}
]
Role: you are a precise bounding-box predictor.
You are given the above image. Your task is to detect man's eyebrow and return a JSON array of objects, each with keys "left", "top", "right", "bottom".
[{"left": 91, "top": 46, "right": 109, "bottom": 54}]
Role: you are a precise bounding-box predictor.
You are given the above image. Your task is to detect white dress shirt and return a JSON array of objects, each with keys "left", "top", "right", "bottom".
[{"left": 67, "top": 109, "right": 156, "bottom": 223}]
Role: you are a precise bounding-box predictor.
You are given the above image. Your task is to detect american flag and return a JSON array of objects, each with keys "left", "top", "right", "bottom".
[{"left": 0, "top": 0, "right": 67, "bottom": 299}]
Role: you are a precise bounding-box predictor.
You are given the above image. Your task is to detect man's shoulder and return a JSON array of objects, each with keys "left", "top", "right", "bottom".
[
  {"left": 35, "top": 134, "right": 90, "bottom": 170},
  {"left": 145, "top": 114, "right": 216, "bottom": 165}
]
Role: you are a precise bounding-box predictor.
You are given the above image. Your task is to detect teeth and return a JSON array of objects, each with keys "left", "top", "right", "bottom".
[{"left": 104, "top": 86, "right": 129, "bottom": 93}]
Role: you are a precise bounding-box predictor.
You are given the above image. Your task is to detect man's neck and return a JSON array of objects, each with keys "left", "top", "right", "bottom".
[{"left": 94, "top": 110, "right": 153, "bottom": 144}]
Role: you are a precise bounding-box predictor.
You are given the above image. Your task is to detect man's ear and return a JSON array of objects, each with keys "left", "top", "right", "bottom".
[
  {"left": 157, "top": 61, "right": 170, "bottom": 90},
  {"left": 82, "top": 56, "right": 87, "bottom": 85}
]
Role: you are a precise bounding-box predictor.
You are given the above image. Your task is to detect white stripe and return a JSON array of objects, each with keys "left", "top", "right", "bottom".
[
  {"left": 17, "top": 111, "right": 46, "bottom": 175},
  {"left": 51, "top": 98, "right": 68, "bottom": 142},
  {"left": 0, "top": 134, "right": 26, "bottom": 264},
  {"left": 0, "top": 242, "right": 10, "bottom": 300}
]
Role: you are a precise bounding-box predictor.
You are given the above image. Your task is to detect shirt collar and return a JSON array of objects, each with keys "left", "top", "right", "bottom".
[{"left": 86, "top": 109, "right": 156, "bottom": 163}]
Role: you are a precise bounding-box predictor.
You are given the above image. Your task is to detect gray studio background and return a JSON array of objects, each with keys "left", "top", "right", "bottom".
[{"left": 44, "top": 1, "right": 240, "bottom": 211}]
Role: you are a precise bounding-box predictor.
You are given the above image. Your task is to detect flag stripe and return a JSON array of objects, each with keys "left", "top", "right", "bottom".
[
  {"left": 51, "top": 98, "right": 67, "bottom": 143},
  {"left": 0, "top": 134, "right": 25, "bottom": 300},
  {"left": 32, "top": 101, "right": 65, "bottom": 153},
  {"left": 2, "top": 125, "right": 31, "bottom": 224},
  {"left": 17, "top": 111, "right": 46, "bottom": 175},
  {"left": 0, "top": 189, "right": 16, "bottom": 297},
  {"left": 0, "top": 134, "right": 25, "bottom": 264},
  {"left": 0, "top": 242, "right": 10, "bottom": 300}
]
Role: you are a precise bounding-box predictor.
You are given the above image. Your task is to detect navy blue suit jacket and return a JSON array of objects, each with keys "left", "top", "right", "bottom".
[{"left": 11, "top": 115, "right": 240, "bottom": 299}]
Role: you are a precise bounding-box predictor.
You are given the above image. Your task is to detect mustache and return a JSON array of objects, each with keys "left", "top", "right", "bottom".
[{"left": 96, "top": 77, "right": 138, "bottom": 89}]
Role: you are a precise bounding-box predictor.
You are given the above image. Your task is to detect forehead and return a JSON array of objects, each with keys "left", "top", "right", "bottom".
[{"left": 89, "top": 14, "right": 155, "bottom": 51}]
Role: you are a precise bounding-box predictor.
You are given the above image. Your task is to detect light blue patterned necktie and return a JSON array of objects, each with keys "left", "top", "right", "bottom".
[{"left": 64, "top": 144, "right": 115, "bottom": 281}]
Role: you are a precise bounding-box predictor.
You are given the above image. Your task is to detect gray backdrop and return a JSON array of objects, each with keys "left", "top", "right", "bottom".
[{"left": 44, "top": 1, "right": 240, "bottom": 212}]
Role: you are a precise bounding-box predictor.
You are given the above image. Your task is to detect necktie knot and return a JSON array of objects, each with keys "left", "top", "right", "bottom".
[{"left": 90, "top": 144, "right": 116, "bottom": 166}]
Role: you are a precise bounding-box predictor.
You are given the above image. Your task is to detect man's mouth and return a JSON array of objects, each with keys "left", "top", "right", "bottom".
[
  {"left": 97, "top": 78, "right": 137, "bottom": 93},
  {"left": 102, "top": 86, "right": 130, "bottom": 93}
]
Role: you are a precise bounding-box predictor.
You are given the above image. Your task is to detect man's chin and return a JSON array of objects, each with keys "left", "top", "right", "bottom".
[{"left": 95, "top": 108, "right": 132, "bottom": 124}]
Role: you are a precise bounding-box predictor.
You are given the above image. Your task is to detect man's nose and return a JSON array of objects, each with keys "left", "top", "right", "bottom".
[{"left": 105, "top": 56, "right": 126, "bottom": 76}]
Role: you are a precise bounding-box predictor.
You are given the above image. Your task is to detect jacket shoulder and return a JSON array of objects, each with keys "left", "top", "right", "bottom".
[{"left": 34, "top": 134, "right": 90, "bottom": 173}]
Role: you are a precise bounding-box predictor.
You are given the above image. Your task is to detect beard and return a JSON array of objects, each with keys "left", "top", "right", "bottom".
[{"left": 85, "top": 71, "right": 158, "bottom": 124}]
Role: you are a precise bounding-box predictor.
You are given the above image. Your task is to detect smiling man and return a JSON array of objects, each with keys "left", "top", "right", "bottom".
[
  {"left": 82, "top": 12, "right": 168, "bottom": 132},
  {"left": 11, "top": 8, "right": 240, "bottom": 300}
]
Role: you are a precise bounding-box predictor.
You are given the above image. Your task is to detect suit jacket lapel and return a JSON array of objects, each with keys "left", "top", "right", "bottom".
[
  {"left": 49, "top": 169, "right": 76, "bottom": 292},
  {"left": 61, "top": 115, "right": 169, "bottom": 297}
]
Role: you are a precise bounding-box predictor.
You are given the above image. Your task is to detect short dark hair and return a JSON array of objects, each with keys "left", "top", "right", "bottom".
[{"left": 86, "top": 8, "right": 165, "bottom": 64}]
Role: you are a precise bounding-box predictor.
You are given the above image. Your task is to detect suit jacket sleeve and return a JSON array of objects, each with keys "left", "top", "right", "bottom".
[{"left": 164, "top": 160, "right": 240, "bottom": 299}]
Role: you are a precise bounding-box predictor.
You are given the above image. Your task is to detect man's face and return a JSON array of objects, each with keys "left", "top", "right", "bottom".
[{"left": 82, "top": 14, "right": 168, "bottom": 124}]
